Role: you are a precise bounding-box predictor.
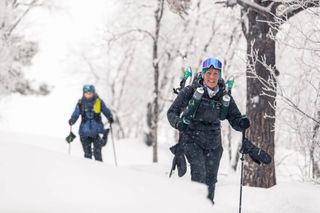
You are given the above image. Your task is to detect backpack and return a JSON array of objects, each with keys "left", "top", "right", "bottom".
[
  {"left": 78, "top": 97, "right": 102, "bottom": 123},
  {"left": 178, "top": 75, "right": 231, "bottom": 121}
]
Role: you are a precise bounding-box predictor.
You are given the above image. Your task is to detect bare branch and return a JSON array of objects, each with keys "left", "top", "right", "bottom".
[
  {"left": 158, "top": 0, "right": 165, "bottom": 21},
  {"left": 236, "top": 0, "right": 273, "bottom": 17},
  {"left": 81, "top": 54, "right": 99, "bottom": 84},
  {"left": 7, "top": 0, "right": 40, "bottom": 36},
  {"left": 278, "top": 1, "right": 320, "bottom": 19},
  {"left": 106, "top": 28, "right": 155, "bottom": 48},
  {"left": 247, "top": 41, "right": 320, "bottom": 125}
]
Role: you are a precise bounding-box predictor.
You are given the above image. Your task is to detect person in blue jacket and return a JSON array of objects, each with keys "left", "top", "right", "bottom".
[{"left": 68, "top": 85, "right": 114, "bottom": 161}]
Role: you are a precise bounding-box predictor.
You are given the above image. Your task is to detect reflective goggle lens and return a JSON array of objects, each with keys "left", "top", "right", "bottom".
[
  {"left": 202, "top": 58, "right": 222, "bottom": 70},
  {"left": 83, "top": 85, "right": 93, "bottom": 92}
]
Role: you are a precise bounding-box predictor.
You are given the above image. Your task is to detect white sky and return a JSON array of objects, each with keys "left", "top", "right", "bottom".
[
  {"left": 0, "top": 0, "right": 119, "bottom": 136},
  {"left": 22, "top": 0, "right": 118, "bottom": 84}
]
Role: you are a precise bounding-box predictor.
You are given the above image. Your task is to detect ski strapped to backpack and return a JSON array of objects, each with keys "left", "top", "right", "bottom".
[
  {"left": 78, "top": 97, "right": 102, "bottom": 123},
  {"left": 173, "top": 67, "right": 193, "bottom": 94}
]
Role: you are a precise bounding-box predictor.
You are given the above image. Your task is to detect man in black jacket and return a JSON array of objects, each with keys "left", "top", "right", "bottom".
[{"left": 167, "top": 58, "right": 250, "bottom": 204}]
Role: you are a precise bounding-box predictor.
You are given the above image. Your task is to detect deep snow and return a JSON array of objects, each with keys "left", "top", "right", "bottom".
[
  {"left": 1, "top": 131, "right": 320, "bottom": 213},
  {"left": 0, "top": 132, "right": 212, "bottom": 213},
  {"left": 1, "top": 1, "right": 320, "bottom": 211}
]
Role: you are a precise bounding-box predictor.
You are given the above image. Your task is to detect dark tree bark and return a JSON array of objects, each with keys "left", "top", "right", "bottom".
[
  {"left": 241, "top": 1, "right": 277, "bottom": 188},
  {"left": 243, "top": 1, "right": 277, "bottom": 188},
  {"left": 238, "top": 0, "right": 319, "bottom": 188},
  {"left": 144, "top": 103, "right": 154, "bottom": 146}
]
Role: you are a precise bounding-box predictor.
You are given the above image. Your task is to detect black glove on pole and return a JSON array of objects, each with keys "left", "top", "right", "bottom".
[
  {"left": 65, "top": 125, "right": 76, "bottom": 155},
  {"left": 109, "top": 117, "right": 114, "bottom": 125},
  {"left": 101, "top": 129, "right": 110, "bottom": 147},
  {"left": 66, "top": 125, "right": 76, "bottom": 143},
  {"left": 240, "top": 138, "right": 272, "bottom": 165},
  {"left": 239, "top": 115, "right": 250, "bottom": 130},
  {"left": 169, "top": 142, "right": 187, "bottom": 178}
]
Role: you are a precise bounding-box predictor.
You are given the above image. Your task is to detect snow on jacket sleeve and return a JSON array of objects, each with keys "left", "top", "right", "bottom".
[
  {"left": 101, "top": 100, "right": 113, "bottom": 122},
  {"left": 167, "top": 86, "right": 194, "bottom": 129},
  {"left": 69, "top": 103, "right": 81, "bottom": 125},
  {"left": 226, "top": 95, "right": 243, "bottom": 132}
]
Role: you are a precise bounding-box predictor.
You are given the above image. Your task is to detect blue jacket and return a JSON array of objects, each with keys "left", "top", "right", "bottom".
[{"left": 69, "top": 95, "right": 113, "bottom": 137}]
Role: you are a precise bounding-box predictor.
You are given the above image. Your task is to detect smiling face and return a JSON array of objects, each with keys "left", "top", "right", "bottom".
[
  {"left": 84, "top": 91, "right": 94, "bottom": 100},
  {"left": 203, "top": 68, "right": 220, "bottom": 89}
]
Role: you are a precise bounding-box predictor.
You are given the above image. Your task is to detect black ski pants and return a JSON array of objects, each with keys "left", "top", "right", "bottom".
[
  {"left": 80, "top": 135, "right": 103, "bottom": 161},
  {"left": 184, "top": 142, "right": 223, "bottom": 201}
]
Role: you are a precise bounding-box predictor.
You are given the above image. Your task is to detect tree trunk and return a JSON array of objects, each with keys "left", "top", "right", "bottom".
[
  {"left": 242, "top": 5, "right": 276, "bottom": 188},
  {"left": 311, "top": 84, "right": 320, "bottom": 179},
  {"left": 152, "top": 59, "right": 159, "bottom": 163},
  {"left": 151, "top": 0, "right": 164, "bottom": 163},
  {"left": 145, "top": 103, "right": 154, "bottom": 146}
]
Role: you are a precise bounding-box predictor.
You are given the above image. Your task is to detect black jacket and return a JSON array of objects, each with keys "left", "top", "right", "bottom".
[{"left": 167, "top": 80, "right": 243, "bottom": 149}]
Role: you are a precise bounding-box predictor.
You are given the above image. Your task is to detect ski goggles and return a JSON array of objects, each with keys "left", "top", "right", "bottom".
[
  {"left": 202, "top": 58, "right": 222, "bottom": 71},
  {"left": 83, "top": 85, "right": 95, "bottom": 93}
]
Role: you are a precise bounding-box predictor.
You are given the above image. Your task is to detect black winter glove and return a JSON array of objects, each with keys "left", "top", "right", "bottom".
[
  {"left": 169, "top": 143, "right": 187, "bottom": 177},
  {"left": 239, "top": 115, "right": 250, "bottom": 130},
  {"left": 175, "top": 119, "right": 188, "bottom": 132},
  {"left": 65, "top": 131, "right": 76, "bottom": 143},
  {"left": 240, "top": 138, "right": 272, "bottom": 165},
  {"left": 109, "top": 117, "right": 114, "bottom": 124},
  {"left": 101, "top": 129, "right": 110, "bottom": 146},
  {"left": 68, "top": 119, "right": 73, "bottom": 126}
]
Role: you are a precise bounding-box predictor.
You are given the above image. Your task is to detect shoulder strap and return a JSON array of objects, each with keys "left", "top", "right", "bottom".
[
  {"left": 182, "top": 85, "right": 195, "bottom": 103},
  {"left": 93, "top": 98, "right": 101, "bottom": 114},
  {"left": 77, "top": 99, "right": 85, "bottom": 117}
]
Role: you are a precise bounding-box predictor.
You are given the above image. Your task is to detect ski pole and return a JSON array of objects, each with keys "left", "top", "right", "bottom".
[
  {"left": 110, "top": 124, "right": 118, "bottom": 167},
  {"left": 68, "top": 143, "right": 71, "bottom": 155},
  {"left": 169, "top": 168, "right": 173, "bottom": 178},
  {"left": 68, "top": 125, "right": 72, "bottom": 155},
  {"left": 239, "top": 130, "right": 245, "bottom": 213}
]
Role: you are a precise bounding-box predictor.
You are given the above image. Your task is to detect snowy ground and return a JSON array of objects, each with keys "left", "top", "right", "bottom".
[
  {"left": 1, "top": 1, "right": 319, "bottom": 211},
  {"left": 1, "top": 130, "right": 320, "bottom": 213}
]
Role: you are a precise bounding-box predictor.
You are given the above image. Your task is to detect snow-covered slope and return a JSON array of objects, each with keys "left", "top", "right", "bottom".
[
  {"left": 0, "top": 132, "right": 212, "bottom": 213},
  {"left": 1, "top": 131, "right": 320, "bottom": 213}
]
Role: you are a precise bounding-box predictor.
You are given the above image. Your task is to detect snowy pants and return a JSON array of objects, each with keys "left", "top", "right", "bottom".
[
  {"left": 80, "top": 135, "right": 103, "bottom": 161},
  {"left": 184, "top": 143, "right": 223, "bottom": 201}
]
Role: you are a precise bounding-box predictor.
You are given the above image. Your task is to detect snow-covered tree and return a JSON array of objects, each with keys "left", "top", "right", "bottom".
[
  {"left": 100, "top": 0, "right": 246, "bottom": 163},
  {"left": 169, "top": 0, "right": 320, "bottom": 187},
  {"left": 0, "top": 0, "right": 49, "bottom": 96}
]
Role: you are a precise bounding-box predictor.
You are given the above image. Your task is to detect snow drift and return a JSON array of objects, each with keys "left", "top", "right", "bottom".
[
  {"left": 1, "top": 131, "right": 320, "bottom": 213},
  {"left": 0, "top": 132, "right": 212, "bottom": 213}
]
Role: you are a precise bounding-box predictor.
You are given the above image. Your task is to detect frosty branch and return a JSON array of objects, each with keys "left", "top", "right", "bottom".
[{"left": 246, "top": 43, "right": 320, "bottom": 125}]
